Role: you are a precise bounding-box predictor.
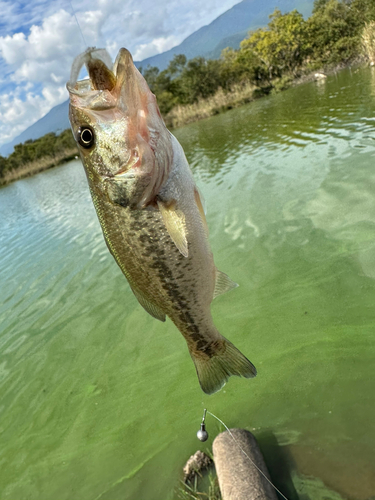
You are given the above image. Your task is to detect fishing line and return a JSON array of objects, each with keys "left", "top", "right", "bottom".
[
  {"left": 68, "top": 0, "right": 87, "bottom": 47},
  {"left": 197, "top": 408, "right": 290, "bottom": 500}
]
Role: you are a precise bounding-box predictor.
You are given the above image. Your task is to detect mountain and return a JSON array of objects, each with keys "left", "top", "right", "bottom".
[
  {"left": 0, "top": 0, "right": 314, "bottom": 156},
  {"left": 135, "top": 0, "right": 314, "bottom": 70}
]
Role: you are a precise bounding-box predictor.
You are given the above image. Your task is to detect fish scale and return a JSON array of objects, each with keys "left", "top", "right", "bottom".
[{"left": 67, "top": 46, "right": 257, "bottom": 394}]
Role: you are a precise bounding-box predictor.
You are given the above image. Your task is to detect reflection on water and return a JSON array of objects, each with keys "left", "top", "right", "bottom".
[{"left": 1, "top": 66, "right": 375, "bottom": 500}]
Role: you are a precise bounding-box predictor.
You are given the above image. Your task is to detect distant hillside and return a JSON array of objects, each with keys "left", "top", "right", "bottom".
[
  {"left": 135, "top": 0, "right": 314, "bottom": 70},
  {"left": 0, "top": 0, "right": 314, "bottom": 156},
  {"left": 0, "top": 100, "right": 70, "bottom": 157}
]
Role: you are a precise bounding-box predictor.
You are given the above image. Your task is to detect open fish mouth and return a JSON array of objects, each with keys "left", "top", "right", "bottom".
[{"left": 66, "top": 47, "right": 141, "bottom": 112}]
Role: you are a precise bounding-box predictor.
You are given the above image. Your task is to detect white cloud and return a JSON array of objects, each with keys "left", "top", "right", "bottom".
[
  {"left": 0, "top": 7, "right": 103, "bottom": 145},
  {"left": 133, "top": 35, "right": 179, "bottom": 61},
  {"left": 0, "top": 86, "right": 52, "bottom": 144},
  {"left": 0, "top": 9, "right": 104, "bottom": 83},
  {"left": 0, "top": 32, "right": 28, "bottom": 65}
]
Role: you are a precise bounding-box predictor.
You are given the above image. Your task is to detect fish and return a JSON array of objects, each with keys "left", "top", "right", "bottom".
[{"left": 67, "top": 47, "right": 256, "bottom": 394}]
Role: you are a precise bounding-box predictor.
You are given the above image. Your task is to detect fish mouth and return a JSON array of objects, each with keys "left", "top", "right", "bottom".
[{"left": 66, "top": 47, "right": 138, "bottom": 111}]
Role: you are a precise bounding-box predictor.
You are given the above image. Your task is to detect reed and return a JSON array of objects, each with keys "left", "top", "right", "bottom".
[
  {"left": 0, "top": 147, "right": 78, "bottom": 186},
  {"left": 165, "top": 81, "right": 260, "bottom": 129},
  {"left": 176, "top": 471, "right": 221, "bottom": 500},
  {"left": 362, "top": 21, "right": 375, "bottom": 65}
]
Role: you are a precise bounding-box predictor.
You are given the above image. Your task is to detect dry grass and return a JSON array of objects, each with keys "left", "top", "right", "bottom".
[
  {"left": 176, "top": 472, "right": 221, "bottom": 500},
  {"left": 0, "top": 147, "right": 78, "bottom": 186},
  {"left": 362, "top": 21, "right": 375, "bottom": 65},
  {"left": 164, "top": 81, "right": 260, "bottom": 129}
]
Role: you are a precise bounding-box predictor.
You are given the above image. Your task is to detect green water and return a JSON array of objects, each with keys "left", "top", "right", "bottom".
[{"left": 1, "top": 66, "right": 375, "bottom": 500}]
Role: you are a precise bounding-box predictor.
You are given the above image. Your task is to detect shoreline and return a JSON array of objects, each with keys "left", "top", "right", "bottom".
[
  {"left": 165, "top": 59, "right": 365, "bottom": 129},
  {"left": 0, "top": 60, "right": 365, "bottom": 189},
  {"left": 0, "top": 148, "right": 78, "bottom": 187}
]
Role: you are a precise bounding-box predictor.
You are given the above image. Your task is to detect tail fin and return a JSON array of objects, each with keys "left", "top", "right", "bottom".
[{"left": 189, "top": 337, "right": 257, "bottom": 395}]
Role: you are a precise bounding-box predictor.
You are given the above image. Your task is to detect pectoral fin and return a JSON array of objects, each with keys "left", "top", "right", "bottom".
[
  {"left": 130, "top": 285, "right": 166, "bottom": 322},
  {"left": 157, "top": 199, "right": 188, "bottom": 258},
  {"left": 213, "top": 269, "right": 238, "bottom": 299}
]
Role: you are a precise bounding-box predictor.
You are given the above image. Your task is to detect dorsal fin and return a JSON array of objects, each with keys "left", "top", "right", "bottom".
[
  {"left": 194, "top": 187, "right": 209, "bottom": 236},
  {"left": 213, "top": 269, "right": 238, "bottom": 299}
]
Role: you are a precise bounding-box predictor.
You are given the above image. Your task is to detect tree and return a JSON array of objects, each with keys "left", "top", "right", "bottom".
[
  {"left": 222, "top": 46, "right": 269, "bottom": 86},
  {"left": 142, "top": 57, "right": 189, "bottom": 113},
  {"left": 241, "top": 9, "right": 308, "bottom": 79},
  {"left": 0, "top": 155, "right": 8, "bottom": 177},
  {"left": 167, "top": 54, "right": 187, "bottom": 77},
  {"left": 306, "top": 0, "right": 364, "bottom": 65},
  {"left": 178, "top": 57, "right": 222, "bottom": 103},
  {"left": 312, "top": 0, "right": 330, "bottom": 13},
  {"left": 350, "top": 0, "right": 375, "bottom": 25},
  {"left": 142, "top": 66, "right": 160, "bottom": 94}
]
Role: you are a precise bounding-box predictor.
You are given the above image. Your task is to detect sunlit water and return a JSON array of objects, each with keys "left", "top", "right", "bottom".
[{"left": 1, "top": 66, "right": 375, "bottom": 500}]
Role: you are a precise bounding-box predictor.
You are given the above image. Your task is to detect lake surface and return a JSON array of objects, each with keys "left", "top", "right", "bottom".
[{"left": 1, "top": 66, "right": 375, "bottom": 500}]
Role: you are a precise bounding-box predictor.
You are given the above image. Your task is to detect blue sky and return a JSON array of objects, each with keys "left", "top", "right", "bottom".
[{"left": 0, "top": 0, "right": 240, "bottom": 148}]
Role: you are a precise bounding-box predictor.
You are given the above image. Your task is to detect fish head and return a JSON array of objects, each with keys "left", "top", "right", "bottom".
[{"left": 67, "top": 47, "right": 172, "bottom": 206}]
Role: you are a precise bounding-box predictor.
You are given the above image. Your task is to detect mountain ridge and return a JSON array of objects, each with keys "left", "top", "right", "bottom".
[{"left": 136, "top": 0, "right": 313, "bottom": 70}]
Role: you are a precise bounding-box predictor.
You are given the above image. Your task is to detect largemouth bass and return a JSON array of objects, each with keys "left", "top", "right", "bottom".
[{"left": 67, "top": 47, "right": 256, "bottom": 394}]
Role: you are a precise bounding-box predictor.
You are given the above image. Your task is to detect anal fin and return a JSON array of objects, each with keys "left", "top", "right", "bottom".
[
  {"left": 130, "top": 285, "right": 166, "bottom": 322},
  {"left": 213, "top": 269, "right": 238, "bottom": 299}
]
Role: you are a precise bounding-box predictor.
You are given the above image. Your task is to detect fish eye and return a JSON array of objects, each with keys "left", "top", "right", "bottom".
[{"left": 78, "top": 126, "right": 95, "bottom": 149}]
